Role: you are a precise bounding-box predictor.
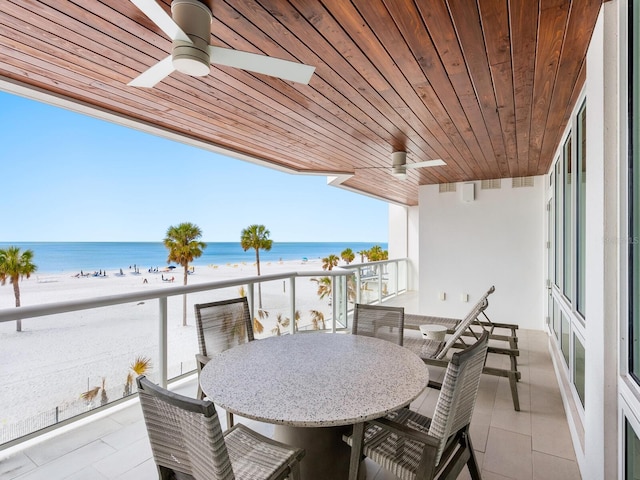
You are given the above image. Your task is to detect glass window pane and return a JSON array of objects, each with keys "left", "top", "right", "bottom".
[
  {"left": 626, "top": 419, "right": 640, "bottom": 480},
  {"left": 573, "top": 334, "right": 585, "bottom": 406},
  {"left": 553, "top": 300, "right": 560, "bottom": 340},
  {"left": 563, "top": 135, "right": 573, "bottom": 300},
  {"left": 577, "top": 103, "right": 587, "bottom": 317},
  {"left": 561, "top": 312, "right": 570, "bottom": 367}
]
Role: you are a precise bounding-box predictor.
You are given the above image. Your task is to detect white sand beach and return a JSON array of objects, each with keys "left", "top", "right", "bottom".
[{"left": 0, "top": 259, "right": 354, "bottom": 441}]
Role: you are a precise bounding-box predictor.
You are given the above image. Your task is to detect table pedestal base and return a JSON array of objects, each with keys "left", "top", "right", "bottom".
[{"left": 273, "top": 424, "right": 365, "bottom": 480}]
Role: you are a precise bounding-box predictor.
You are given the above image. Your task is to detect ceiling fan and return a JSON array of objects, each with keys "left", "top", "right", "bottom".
[
  {"left": 391, "top": 151, "right": 446, "bottom": 180},
  {"left": 128, "top": 0, "right": 316, "bottom": 88}
]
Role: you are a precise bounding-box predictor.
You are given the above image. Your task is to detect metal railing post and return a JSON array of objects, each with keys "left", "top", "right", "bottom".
[
  {"left": 159, "top": 296, "right": 168, "bottom": 388},
  {"left": 331, "top": 276, "right": 337, "bottom": 333},
  {"left": 342, "top": 273, "right": 349, "bottom": 329},
  {"left": 247, "top": 282, "right": 255, "bottom": 320},
  {"left": 289, "top": 276, "right": 296, "bottom": 334},
  {"left": 394, "top": 260, "right": 399, "bottom": 297}
]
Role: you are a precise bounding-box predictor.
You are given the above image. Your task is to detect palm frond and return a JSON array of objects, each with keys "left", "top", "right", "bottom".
[
  {"left": 130, "top": 356, "right": 152, "bottom": 375},
  {"left": 253, "top": 317, "right": 264, "bottom": 334},
  {"left": 80, "top": 386, "right": 100, "bottom": 402}
]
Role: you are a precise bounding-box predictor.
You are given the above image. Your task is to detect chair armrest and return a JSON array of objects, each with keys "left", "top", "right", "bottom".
[
  {"left": 480, "top": 320, "right": 519, "bottom": 330},
  {"left": 196, "top": 353, "right": 211, "bottom": 370},
  {"left": 370, "top": 416, "right": 440, "bottom": 448}
]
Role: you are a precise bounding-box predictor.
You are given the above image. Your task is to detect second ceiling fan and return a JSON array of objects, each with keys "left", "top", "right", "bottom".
[
  {"left": 128, "top": 0, "right": 316, "bottom": 88},
  {"left": 391, "top": 151, "right": 446, "bottom": 180}
]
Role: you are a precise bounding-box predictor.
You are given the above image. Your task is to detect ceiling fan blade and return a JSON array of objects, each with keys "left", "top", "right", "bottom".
[
  {"left": 128, "top": 55, "right": 176, "bottom": 87},
  {"left": 130, "top": 0, "right": 191, "bottom": 42},
  {"left": 209, "top": 46, "right": 315, "bottom": 84},
  {"left": 407, "top": 159, "right": 447, "bottom": 169}
]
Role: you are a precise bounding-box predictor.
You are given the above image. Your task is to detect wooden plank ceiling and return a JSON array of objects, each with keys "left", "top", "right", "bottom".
[{"left": 0, "top": 0, "right": 602, "bottom": 205}]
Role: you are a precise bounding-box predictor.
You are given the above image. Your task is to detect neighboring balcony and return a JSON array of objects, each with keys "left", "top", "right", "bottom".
[{"left": 0, "top": 261, "right": 580, "bottom": 479}]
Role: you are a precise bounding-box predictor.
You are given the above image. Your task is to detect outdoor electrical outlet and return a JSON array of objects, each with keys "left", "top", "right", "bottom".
[
  {"left": 439, "top": 292, "right": 446, "bottom": 301},
  {"left": 461, "top": 293, "right": 469, "bottom": 302}
]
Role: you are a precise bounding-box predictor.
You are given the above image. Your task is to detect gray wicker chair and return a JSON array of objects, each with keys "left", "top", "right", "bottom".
[
  {"left": 137, "top": 376, "right": 304, "bottom": 480},
  {"left": 344, "top": 332, "right": 489, "bottom": 480},
  {"left": 352, "top": 303, "right": 405, "bottom": 346},
  {"left": 194, "top": 297, "right": 254, "bottom": 427}
]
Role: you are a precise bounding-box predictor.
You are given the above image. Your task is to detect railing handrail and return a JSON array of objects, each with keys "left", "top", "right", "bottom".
[
  {"left": 341, "top": 258, "right": 404, "bottom": 269},
  {"left": 0, "top": 269, "right": 349, "bottom": 322}
]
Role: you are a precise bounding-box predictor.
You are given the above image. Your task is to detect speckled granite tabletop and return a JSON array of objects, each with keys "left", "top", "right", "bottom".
[{"left": 200, "top": 333, "right": 430, "bottom": 427}]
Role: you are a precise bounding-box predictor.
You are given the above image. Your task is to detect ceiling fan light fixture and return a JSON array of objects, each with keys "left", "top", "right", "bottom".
[
  {"left": 392, "top": 166, "right": 407, "bottom": 180},
  {"left": 172, "top": 40, "right": 211, "bottom": 76},
  {"left": 171, "top": 0, "right": 212, "bottom": 76},
  {"left": 392, "top": 151, "right": 408, "bottom": 179}
]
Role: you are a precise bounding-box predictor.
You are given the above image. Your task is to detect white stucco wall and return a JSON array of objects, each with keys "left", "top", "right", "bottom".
[
  {"left": 417, "top": 179, "right": 545, "bottom": 330},
  {"left": 388, "top": 204, "right": 420, "bottom": 291},
  {"left": 388, "top": 204, "right": 408, "bottom": 260}
]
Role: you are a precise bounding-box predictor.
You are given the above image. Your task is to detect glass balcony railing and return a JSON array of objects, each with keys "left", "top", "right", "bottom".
[{"left": 0, "top": 259, "right": 408, "bottom": 448}]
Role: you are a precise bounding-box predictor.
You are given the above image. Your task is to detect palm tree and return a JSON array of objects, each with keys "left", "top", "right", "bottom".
[
  {"left": 123, "top": 356, "right": 152, "bottom": 397},
  {"left": 357, "top": 250, "right": 367, "bottom": 263},
  {"left": 0, "top": 246, "right": 37, "bottom": 332},
  {"left": 340, "top": 248, "right": 355, "bottom": 264},
  {"left": 366, "top": 245, "right": 388, "bottom": 261},
  {"left": 163, "top": 222, "right": 206, "bottom": 326},
  {"left": 240, "top": 224, "right": 273, "bottom": 308},
  {"left": 322, "top": 254, "right": 339, "bottom": 271},
  {"left": 238, "top": 285, "right": 266, "bottom": 335},
  {"left": 311, "top": 275, "right": 356, "bottom": 305},
  {"left": 311, "top": 276, "right": 332, "bottom": 300},
  {"left": 254, "top": 308, "right": 269, "bottom": 335},
  {"left": 309, "top": 310, "right": 326, "bottom": 330},
  {"left": 272, "top": 310, "right": 300, "bottom": 335},
  {"left": 81, "top": 378, "right": 109, "bottom": 407}
]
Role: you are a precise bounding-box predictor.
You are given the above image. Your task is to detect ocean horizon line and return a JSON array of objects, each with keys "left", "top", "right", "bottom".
[
  {"left": 0, "top": 241, "right": 388, "bottom": 274},
  {"left": 0, "top": 241, "right": 388, "bottom": 245}
]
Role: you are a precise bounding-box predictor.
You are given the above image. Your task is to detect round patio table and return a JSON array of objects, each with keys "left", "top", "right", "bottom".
[{"left": 200, "top": 333, "right": 429, "bottom": 480}]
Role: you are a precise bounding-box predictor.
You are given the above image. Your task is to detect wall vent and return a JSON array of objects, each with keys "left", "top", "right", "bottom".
[
  {"left": 481, "top": 179, "right": 501, "bottom": 190},
  {"left": 439, "top": 183, "right": 457, "bottom": 193},
  {"left": 512, "top": 176, "right": 535, "bottom": 188}
]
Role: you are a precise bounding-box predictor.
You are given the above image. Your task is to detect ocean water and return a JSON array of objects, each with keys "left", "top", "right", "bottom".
[{"left": 0, "top": 242, "right": 387, "bottom": 274}]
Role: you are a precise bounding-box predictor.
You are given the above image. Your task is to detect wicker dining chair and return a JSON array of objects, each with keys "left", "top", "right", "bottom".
[
  {"left": 352, "top": 303, "right": 405, "bottom": 346},
  {"left": 344, "top": 332, "right": 489, "bottom": 480},
  {"left": 136, "top": 376, "right": 304, "bottom": 480},
  {"left": 194, "top": 297, "right": 254, "bottom": 427}
]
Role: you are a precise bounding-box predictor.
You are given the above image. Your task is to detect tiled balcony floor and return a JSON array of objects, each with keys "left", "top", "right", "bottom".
[{"left": 1, "top": 296, "right": 580, "bottom": 479}]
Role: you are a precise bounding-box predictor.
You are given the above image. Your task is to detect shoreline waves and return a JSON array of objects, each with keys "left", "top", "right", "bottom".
[{"left": 0, "top": 241, "right": 386, "bottom": 275}]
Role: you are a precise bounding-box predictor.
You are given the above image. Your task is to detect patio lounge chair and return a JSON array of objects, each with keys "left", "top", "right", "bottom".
[
  {"left": 403, "top": 286, "right": 519, "bottom": 350},
  {"left": 136, "top": 375, "right": 305, "bottom": 480},
  {"left": 193, "top": 297, "right": 254, "bottom": 427},
  {"left": 344, "top": 332, "right": 489, "bottom": 480},
  {"left": 352, "top": 303, "right": 405, "bottom": 346},
  {"left": 404, "top": 286, "right": 521, "bottom": 411}
]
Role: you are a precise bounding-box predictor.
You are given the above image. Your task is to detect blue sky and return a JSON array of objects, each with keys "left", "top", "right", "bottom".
[{"left": 1, "top": 91, "right": 388, "bottom": 242}]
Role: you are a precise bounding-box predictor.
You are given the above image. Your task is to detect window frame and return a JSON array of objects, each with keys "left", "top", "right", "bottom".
[{"left": 629, "top": 0, "right": 640, "bottom": 385}]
